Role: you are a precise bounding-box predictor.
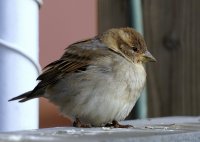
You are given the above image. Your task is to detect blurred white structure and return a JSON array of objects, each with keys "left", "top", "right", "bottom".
[{"left": 0, "top": 0, "right": 42, "bottom": 131}]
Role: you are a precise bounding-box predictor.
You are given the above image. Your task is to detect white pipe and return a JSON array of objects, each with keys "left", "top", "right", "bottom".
[{"left": 0, "top": 0, "right": 42, "bottom": 131}]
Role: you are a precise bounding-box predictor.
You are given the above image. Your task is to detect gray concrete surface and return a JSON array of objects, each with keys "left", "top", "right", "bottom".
[{"left": 0, "top": 116, "right": 200, "bottom": 142}]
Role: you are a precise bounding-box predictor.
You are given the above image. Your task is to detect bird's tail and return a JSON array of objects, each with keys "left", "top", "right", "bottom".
[{"left": 8, "top": 91, "right": 35, "bottom": 103}]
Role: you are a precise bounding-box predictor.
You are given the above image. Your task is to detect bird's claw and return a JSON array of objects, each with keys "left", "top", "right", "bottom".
[
  {"left": 73, "top": 118, "right": 91, "bottom": 128},
  {"left": 105, "top": 120, "right": 133, "bottom": 128}
]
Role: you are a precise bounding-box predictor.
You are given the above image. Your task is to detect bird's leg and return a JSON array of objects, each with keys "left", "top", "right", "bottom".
[
  {"left": 105, "top": 120, "right": 133, "bottom": 128},
  {"left": 73, "top": 118, "right": 91, "bottom": 128}
]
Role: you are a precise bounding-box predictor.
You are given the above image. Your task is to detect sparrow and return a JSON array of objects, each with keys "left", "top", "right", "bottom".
[{"left": 9, "top": 27, "right": 156, "bottom": 128}]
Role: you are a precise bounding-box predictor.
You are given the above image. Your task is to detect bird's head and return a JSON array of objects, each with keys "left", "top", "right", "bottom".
[{"left": 101, "top": 27, "right": 156, "bottom": 64}]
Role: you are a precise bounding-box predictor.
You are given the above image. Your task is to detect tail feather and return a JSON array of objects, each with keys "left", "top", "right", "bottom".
[{"left": 8, "top": 91, "right": 34, "bottom": 102}]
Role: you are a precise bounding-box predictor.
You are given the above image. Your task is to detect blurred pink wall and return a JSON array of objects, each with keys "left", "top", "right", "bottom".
[{"left": 39, "top": 0, "right": 97, "bottom": 128}]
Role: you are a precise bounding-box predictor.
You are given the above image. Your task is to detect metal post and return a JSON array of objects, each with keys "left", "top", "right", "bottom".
[{"left": 130, "top": 0, "right": 147, "bottom": 118}]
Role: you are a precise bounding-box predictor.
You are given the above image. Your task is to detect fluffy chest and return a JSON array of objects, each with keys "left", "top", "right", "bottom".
[
  {"left": 89, "top": 53, "right": 147, "bottom": 102},
  {"left": 111, "top": 57, "right": 146, "bottom": 99}
]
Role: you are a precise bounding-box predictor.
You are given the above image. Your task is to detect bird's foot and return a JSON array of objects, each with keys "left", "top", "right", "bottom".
[
  {"left": 105, "top": 120, "right": 133, "bottom": 128},
  {"left": 73, "top": 118, "right": 91, "bottom": 128}
]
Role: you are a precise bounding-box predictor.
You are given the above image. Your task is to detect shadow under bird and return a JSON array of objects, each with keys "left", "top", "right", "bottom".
[{"left": 9, "top": 27, "right": 156, "bottom": 128}]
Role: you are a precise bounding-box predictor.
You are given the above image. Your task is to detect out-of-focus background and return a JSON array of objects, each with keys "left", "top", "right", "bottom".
[
  {"left": 0, "top": 0, "right": 200, "bottom": 131},
  {"left": 39, "top": 0, "right": 97, "bottom": 128}
]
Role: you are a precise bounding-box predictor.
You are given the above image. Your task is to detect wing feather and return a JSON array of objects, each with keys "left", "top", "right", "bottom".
[{"left": 32, "top": 38, "right": 108, "bottom": 94}]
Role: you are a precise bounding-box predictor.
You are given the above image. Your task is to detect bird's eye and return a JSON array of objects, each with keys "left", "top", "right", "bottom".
[{"left": 132, "top": 47, "right": 138, "bottom": 52}]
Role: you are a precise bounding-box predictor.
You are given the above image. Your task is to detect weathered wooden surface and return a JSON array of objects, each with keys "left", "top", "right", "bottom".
[
  {"left": 98, "top": 0, "right": 130, "bottom": 33},
  {"left": 143, "top": 0, "right": 200, "bottom": 117},
  {"left": 1, "top": 117, "right": 200, "bottom": 142}
]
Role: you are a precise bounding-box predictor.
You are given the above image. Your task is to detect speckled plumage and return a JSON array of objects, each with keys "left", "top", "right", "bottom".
[{"left": 9, "top": 27, "right": 156, "bottom": 127}]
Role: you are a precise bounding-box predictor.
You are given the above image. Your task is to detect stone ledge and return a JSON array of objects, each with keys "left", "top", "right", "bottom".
[{"left": 1, "top": 116, "right": 200, "bottom": 142}]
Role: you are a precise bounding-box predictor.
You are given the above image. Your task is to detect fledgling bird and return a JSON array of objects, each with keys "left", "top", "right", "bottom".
[{"left": 9, "top": 27, "right": 156, "bottom": 128}]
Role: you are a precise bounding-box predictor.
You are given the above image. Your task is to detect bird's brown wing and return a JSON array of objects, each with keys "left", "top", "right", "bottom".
[{"left": 31, "top": 38, "right": 107, "bottom": 95}]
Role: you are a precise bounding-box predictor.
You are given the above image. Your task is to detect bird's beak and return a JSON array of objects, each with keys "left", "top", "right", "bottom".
[{"left": 142, "top": 51, "right": 156, "bottom": 62}]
